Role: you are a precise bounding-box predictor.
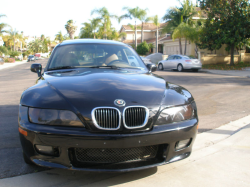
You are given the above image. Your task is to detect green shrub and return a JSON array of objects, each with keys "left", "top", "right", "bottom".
[
  {"left": 22, "top": 51, "right": 29, "bottom": 58},
  {"left": 15, "top": 58, "right": 21, "bottom": 61},
  {"left": 136, "top": 41, "right": 149, "bottom": 55},
  {"left": 9, "top": 51, "right": 20, "bottom": 58},
  {"left": 188, "top": 55, "right": 196, "bottom": 59},
  {"left": 0, "top": 46, "right": 9, "bottom": 56}
]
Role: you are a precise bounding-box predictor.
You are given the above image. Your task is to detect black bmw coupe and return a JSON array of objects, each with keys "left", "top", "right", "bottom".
[{"left": 19, "top": 39, "right": 198, "bottom": 172}]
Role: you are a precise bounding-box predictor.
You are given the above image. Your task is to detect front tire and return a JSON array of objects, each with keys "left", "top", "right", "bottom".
[
  {"left": 177, "top": 64, "right": 183, "bottom": 72},
  {"left": 158, "top": 63, "right": 164, "bottom": 70}
]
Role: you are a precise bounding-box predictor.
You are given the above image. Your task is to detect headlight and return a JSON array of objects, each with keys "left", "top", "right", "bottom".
[
  {"left": 29, "top": 108, "right": 84, "bottom": 127},
  {"left": 155, "top": 104, "right": 195, "bottom": 125}
]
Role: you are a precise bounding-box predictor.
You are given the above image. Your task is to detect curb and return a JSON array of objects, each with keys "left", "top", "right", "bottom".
[
  {"left": 0, "top": 60, "right": 28, "bottom": 71},
  {"left": 202, "top": 69, "right": 250, "bottom": 78},
  {"left": 0, "top": 58, "right": 45, "bottom": 71},
  {"left": 193, "top": 114, "right": 250, "bottom": 151}
]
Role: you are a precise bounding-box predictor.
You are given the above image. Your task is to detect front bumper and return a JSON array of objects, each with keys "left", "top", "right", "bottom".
[{"left": 19, "top": 118, "right": 198, "bottom": 172}]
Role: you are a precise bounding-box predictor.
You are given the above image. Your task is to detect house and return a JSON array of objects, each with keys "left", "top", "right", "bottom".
[
  {"left": 119, "top": 23, "right": 169, "bottom": 53},
  {"left": 0, "top": 36, "right": 4, "bottom": 46},
  {"left": 120, "top": 8, "right": 240, "bottom": 64}
]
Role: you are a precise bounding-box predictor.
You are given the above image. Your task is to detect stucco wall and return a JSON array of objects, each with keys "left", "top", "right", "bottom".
[
  {"left": 201, "top": 55, "right": 240, "bottom": 65},
  {"left": 201, "top": 53, "right": 250, "bottom": 65},
  {"left": 242, "top": 53, "right": 250, "bottom": 62}
]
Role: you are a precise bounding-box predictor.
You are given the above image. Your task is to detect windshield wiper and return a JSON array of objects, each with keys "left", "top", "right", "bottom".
[
  {"left": 88, "top": 65, "right": 120, "bottom": 69},
  {"left": 47, "top": 66, "right": 77, "bottom": 71}
]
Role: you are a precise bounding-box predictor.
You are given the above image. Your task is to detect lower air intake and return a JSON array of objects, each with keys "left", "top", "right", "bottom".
[{"left": 75, "top": 145, "right": 158, "bottom": 163}]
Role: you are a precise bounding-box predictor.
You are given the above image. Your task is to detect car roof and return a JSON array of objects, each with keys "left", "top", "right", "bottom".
[{"left": 60, "top": 39, "right": 127, "bottom": 46}]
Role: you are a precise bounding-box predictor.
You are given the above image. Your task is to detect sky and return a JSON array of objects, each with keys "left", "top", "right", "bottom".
[{"left": 1, "top": 0, "right": 197, "bottom": 40}]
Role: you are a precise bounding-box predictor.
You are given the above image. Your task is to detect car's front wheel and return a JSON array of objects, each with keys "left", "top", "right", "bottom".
[
  {"left": 177, "top": 64, "right": 183, "bottom": 72},
  {"left": 158, "top": 63, "right": 164, "bottom": 70}
]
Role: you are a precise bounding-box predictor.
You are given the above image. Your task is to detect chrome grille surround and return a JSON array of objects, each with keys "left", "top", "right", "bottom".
[
  {"left": 123, "top": 106, "right": 149, "bottom": 129},
  {"left": 91, "top": 107, "right": 121, "bottom": 130}
]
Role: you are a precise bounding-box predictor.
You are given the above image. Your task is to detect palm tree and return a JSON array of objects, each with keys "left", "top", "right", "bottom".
[
  {"left": 149, "top": 15, "right": 161, "bottom": 53},
  {"left": 162, "top": 8, "right": 184, "bottom": 54},
  {"left": 63, "top": 34, "right": 70, "bottom": 40},
  {"left": 55, "top": 31, "right": 64, "bottom": 43},
  {"left": 109, "top": 28, "right": 127, "bottom": 41},
  {"left": 91, "top": 7, "right": 118, "bottom": 40},
  {"left": 120, "top": 7, "right": 147, "bottom": 48},
  {"left": 0, "top": 14, "right": 9, "bottom": 34},
  {"left": 172, "top": 22, "right": 189, "bottom": 55},
  {"left": 28, "top": 39, "right": 43, "bottom": 53},
  {"left": 65, "top": 20, "right": 77, "bottom": 40},
  {"left": 127, "top": 24, "right": 141, "bottom": 47},
  {"left": 80, "top": 22, "right": 93, "bottom": 38},
  {"left": 8, "top": 29, "right": 22, "bottom": 51},
  {"left": 90, "top": 18, "right": 102, "bottom": 39},
  {"left": 139, "top": 15, "right": 150, "bottom": 43},
  {"left": 80, "top": 18, "right": 101, "bottom": 39},
  {"left": 162, "top": 0, "right": 197, "bottom": 55}
]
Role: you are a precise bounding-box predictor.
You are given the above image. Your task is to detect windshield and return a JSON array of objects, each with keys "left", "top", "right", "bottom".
[{"left": 48, "top": 44, "right": 146, "bottom": 70}]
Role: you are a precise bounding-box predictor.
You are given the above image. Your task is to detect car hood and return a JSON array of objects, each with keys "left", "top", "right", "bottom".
[
  {"left": 21, "top": 69, "right": 193, "bottom": 125},
  {"left": 22, "top": 68, "right": 166, "bottom": 111}
]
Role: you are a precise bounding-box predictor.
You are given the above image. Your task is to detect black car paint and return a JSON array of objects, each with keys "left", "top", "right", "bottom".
[{"left": 19, "top": 39, "right": 198, "bottom": 171}]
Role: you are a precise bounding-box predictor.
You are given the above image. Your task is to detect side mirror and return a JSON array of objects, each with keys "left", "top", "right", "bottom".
[
  {"left": 31, "top": 63, "right": 42, "bottom": 77},
  {"left": 146, "top": 63, "right": 157, "bottom": 73}
]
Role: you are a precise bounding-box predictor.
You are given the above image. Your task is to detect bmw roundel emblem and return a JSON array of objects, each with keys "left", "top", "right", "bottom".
[{"left": 114, "top": 99, "right": 126, "bottom": 107}]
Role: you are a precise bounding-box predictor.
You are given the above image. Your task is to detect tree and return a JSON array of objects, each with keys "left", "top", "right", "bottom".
[
  {"left": 41, "top": 36, "right": 51, "bottom": 53},
  {"left": 6, "top": 29, "right": 23, "bottom": 51},
  {"left": 148, "top": 43, "right": 155, "bottom": 53},
  {"left": 55, "top": 31, "right": 64, "bottom": 43},
  {"left": 80, "top": 22, "right": 93, "bottom": 38},
  {"left": 80, "top": 18, "right": 101, "bottom": 39},
  {"left": 63, "top": 34, "right": 70, "bottom": 40},
  {"left": 0, "top": 14, "right": 9, "bottom": 34},
  {"left": 198, "top": 0, "right": 250, "bottom": 65},
  {"left": 162, "top": 0, "right": 197, "bottom": 55},
  {"left": 91, "top": 7, "right": 118, "bottom": 40},
  {"left": 0, "top": 46, "right": 8, "bottom": 56},
  {"left": 65, "top": 20, "right": 77, "bottom": 40},
  {"left": 108, "top": 28, "right": 127, "bottom": 41},
  {"left": 139, "top": 16, "right": 151, "bottom": 43},
  {"left": 136, "top": 41, "right": 149, "bottom": 55},
  {"left": 127, "top": 24, "right": 141, "bottom": 46},
  {"left": 120, "top": 7, "right": 147, "bottom": 48},
  {"left": 149, "top": 15, "right": 161, "bottom": 53},
  {"left": 28, "top": 39, "right": 44, "bottom": 53}
]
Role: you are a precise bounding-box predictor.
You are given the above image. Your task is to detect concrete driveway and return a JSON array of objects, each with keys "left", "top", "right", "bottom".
[{"left": 0, "top": 60, "right": 250, "bottom": 179}]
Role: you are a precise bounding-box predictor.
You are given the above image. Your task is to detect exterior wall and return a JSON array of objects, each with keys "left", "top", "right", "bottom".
[
  {"left": 199, "top": 44, "right": 228, "bottom": 56},
  {"left": 163, "top": 40, "right": 192, "bottom": 56},
  {"left": 143, "top": 32, "right": 155, "bottom": 40},
  {"left": 201, "top": 55, "right": 240, "bottom": 65},
  {"left": 242, "top": 53, "right": 250, "bottom": 62}
]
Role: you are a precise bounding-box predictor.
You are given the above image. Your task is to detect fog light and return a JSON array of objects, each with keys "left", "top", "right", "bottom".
[
  {"left": 175, "top": 139, "right": 191, "bottom": 150},
  {"left": 35, "top": 145, "right": 58, "bottom": 156}
]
